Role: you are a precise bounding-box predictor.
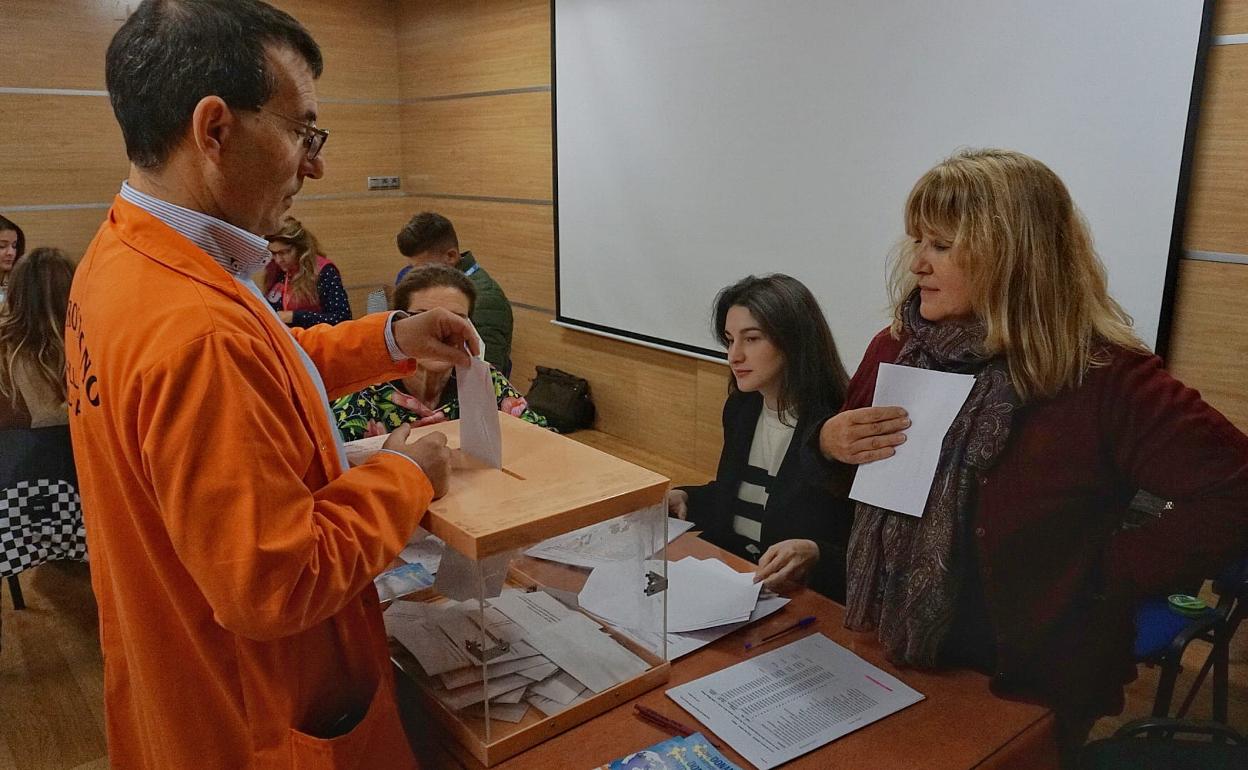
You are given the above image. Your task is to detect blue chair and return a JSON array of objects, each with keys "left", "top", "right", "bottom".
[{"left": 1132, "top": 555, "right": 1248, "bottom": 723}]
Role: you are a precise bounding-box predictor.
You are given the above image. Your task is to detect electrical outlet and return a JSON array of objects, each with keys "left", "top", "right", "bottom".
[{"left": 367, "top": 176, "right": 401, "bottom": 191}]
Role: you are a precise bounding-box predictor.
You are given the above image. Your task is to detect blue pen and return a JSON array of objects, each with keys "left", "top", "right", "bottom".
[{"left": 744, "top": 616, "right": 816, "bottom": 650}]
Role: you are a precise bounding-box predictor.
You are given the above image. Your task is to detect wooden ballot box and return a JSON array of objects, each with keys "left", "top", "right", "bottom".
[{"left": 348, "top": 414, "right": 672, "bottom": 766}]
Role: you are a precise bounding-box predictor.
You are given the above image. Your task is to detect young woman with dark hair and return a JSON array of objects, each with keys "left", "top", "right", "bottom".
[
  {"left": 0, "top": 214, "right": 28, "bottom": 305},
  {"left": 0, "top": 247, "right": 76, "bottom": 429},
  {"left": 669, "top": 273, "right": 854, "bottom": 598}
]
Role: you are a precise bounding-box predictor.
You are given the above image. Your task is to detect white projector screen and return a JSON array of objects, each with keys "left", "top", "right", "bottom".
[{"left": 553, "top": 0, "right": 1208, "bottom": 365}]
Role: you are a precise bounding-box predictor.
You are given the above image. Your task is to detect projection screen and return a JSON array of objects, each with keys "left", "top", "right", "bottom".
[{"left": 553, "top": 0, "right": 1209, "bottom": 365}]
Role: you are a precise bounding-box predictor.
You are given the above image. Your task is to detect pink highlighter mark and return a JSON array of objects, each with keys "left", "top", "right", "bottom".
[{"left": 865, "top": 674, "right": 893, "bottom": 692}]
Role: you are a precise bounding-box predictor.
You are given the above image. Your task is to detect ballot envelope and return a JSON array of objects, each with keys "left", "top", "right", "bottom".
[{"left": 347, "top": 414, "right": 672, "bottom": 766}]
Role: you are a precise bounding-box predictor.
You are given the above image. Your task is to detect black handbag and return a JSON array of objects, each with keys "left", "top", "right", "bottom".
[{"left": 525, "top": 366, "right": 595, "bottom": 433}]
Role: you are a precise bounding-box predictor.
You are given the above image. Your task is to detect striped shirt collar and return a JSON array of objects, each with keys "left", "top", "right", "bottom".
[{"left": 119, "top": 182, "right": 272, "bottom": 278}]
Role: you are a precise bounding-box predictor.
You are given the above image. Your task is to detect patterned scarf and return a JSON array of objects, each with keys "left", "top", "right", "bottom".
[{"left": 843, "top": 290, "right": 1018, "bottom": 666}]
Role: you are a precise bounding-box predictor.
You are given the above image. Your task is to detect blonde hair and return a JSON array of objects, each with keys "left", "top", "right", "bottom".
[
  {"left": 264, "top": 217, "right": 323, "bottom": 306},
  {"left": 888, "top": 148, "right": 1146, "bottom": 401},
  {"left": 0, "top": 247, "right": 76, "bottom": 408}
]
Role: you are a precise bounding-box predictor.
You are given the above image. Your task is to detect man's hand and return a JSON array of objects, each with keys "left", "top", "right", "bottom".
[
  {"left": 383, "top": 424, "right": 452, "bottom": 498},
  {"left": 667, "top": 489, "right": 690, "bottom": 520},
  {"left": 754, "top": 539, "right": 820, "bottom": 593},
  {"left": 277, "top": 310, "right": 295, "bottom": 324},
  {"left": 818, "top": 407, "right": 909, "bottom": 464},
  {"left": 393, "top": 308, "right": 479, "bottom": 368}
]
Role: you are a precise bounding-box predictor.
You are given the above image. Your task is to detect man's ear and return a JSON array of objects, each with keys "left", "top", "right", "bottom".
[
  {"left": 190, "top": 95, "right": 234, "bottom": 164},
  {"left": 445, "top": 248, "right": 460, "bottom": 266}
]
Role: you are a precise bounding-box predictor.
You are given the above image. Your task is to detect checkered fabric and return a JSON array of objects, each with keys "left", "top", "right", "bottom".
[{"left": 0, "top": 478, "right": 87, "bottom": 578}]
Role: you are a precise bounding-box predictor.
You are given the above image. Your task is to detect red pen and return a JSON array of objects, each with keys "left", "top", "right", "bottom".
[
  {"left": 744, "top": 615, "right": 816, "bottom": 650},
  {"left": 633, "top": 705, "right": 721, "bottom": 748}
]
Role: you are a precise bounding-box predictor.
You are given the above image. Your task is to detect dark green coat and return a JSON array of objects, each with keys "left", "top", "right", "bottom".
[{"left": 457, "top": 251, "right": 513, "bottom": 374}]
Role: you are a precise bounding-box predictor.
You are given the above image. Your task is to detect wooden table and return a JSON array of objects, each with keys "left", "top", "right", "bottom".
[{"left": 399, "top": 536, "right": 1059, "bottom": 770}]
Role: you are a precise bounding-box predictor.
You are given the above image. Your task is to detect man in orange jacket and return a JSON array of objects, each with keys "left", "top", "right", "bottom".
[{"left": 65, "top": 2, "right": 476, "bottom": 767}]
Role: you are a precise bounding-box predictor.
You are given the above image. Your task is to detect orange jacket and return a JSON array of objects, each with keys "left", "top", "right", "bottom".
[{"left": 66, "top": 197, "right": 430, "bottom": 769}]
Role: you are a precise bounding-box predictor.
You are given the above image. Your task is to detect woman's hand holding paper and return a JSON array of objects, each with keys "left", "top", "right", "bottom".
[{"left": 818, "top": 406, "right": 910, "bottom": 464}]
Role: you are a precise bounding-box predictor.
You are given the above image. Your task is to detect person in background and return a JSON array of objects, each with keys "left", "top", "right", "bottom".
[
  {"left": 806, "top": 148, "right": 1248, "bottom": 766},
  {"left": 396, "top": 211, "right": 513, "bottom": 374},
  {"left": 0, "top": 214, "right": 27, "bottom": 306},
  {"left": 0, "top": 247, "right": 75, "bottom": 430},
  {"left": 336, "top": 264, "right": 547, "bottom": 440},
  {"left": 667, "top": 274, "right": 854, "bottom": 598},
  {"left": 69, "top": 2, "right": 477, "bottom": 767},
  {"left": 262, "top": 215, "right": 350, "bottom": 326}
]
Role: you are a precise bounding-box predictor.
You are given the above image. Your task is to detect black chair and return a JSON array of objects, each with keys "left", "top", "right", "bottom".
[
  {"left": 1078, "top": 718, "right": 1248, "bottom": 769},
  {"left": 0, "top": 424, "right": 86, "bottom": 652}
]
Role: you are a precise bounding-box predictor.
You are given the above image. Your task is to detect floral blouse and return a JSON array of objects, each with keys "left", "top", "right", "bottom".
[{"left": 333, "top": 367, "right": 550, "bottom": 441}]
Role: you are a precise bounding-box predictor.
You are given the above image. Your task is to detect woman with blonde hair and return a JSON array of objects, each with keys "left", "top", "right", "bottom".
[
  {"left": 0, "top": 247, "right": 76, "bottom": 429},
  {"left": 262, "top": 216, "right": 351, "bottom": 327},
  {"left": 806, "top": 148, "right": 1248, "bottom": 764}
]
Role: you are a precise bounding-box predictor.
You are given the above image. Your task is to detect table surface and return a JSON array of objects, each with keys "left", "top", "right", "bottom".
[{"left": 400, "top": 535, "right": 1059, "bottom": 770}]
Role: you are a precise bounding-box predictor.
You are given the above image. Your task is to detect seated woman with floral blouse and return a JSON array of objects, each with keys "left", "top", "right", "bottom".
[{"left": 333, "top": 265, "right": 548, "bottom": 440}]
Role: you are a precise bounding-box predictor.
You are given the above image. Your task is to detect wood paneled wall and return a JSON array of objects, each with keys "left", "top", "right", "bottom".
[
  {"left": 1169, "top": 5, "right": 1248, "bottom": 430},
  {"left": 397, "top": 0, "right": 1248, "bottom": 471},
  {"left": 6, "top": 1, "right": 1245, "bottom": 482},
  {"left": 397, "top": 0, "right": 729, "bottom": 478},
  {"left": 0, "top": 0, "right": 406, "bottom": 314}
]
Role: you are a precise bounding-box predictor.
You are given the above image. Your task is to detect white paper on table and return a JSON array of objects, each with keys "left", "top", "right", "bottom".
[
  {"left": 525, "top": 613, "right": 650, "bottom": 693},
  {"left": 528, "top": 670, "right": 587, "bottom": 705},
  {"left": 399, "top": 528, "right": 445, "bottom": 574},
  {"left": 849, "top": 363, "right": 975, "bottom": 517},
  {"left": 667, "top": 633, "right": 925, "bottom": 770},
  {"left": 619, "top": 594, "right": 789, "bottom": 659},
  {"left": 523, "top": 506, "right": 693, "bottom": 569},
  {"left": 437, "top": 672, "right": 532, "bottom": 711},
  {"left": 455, "top": 355, "right": 502, "bottom": 468},
  {"left": 489, "top": 589, "right": 578, "bottom": 634},
  {"left": 576, "top": 559, "right": 663, "bottom": 631},
  {"left": 433, "top": 546, "right": 513, "bottom": 601},
  {"left": 526, "top": 690, "right": 592, "bottom": 717},
  {"left": 438, "top": 654, "right": 545, "bottom": 689},
  {"left": 383, "top": 603, "right": 475, "bottom": 676},
  {"left": 465, "top": 701, "right": 529, "bottom": 723},
  {"left": 579, "top": 557, "right": 761, "bottom": 634}
]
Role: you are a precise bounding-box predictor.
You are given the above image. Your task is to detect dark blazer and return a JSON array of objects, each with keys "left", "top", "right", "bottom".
[
  {"left": 681, "top": 390, "right": 853, "bottom": 602},
  {"left": 805, "top": 328, "right": 1248, "bottom": 717}
]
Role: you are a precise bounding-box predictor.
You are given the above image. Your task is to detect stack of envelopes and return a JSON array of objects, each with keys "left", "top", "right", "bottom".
[{"left": 385, "top": 588, "right": 651, "bottom": 723}]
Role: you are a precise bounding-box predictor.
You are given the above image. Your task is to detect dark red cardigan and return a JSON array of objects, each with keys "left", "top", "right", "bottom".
[{"left": 808, "top": 329, "right": 1248, "bottom": 715}]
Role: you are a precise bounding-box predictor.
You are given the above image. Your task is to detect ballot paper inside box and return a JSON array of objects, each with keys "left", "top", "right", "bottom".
[{"left": 347, "top": 414, "right": 672, "bottom": 767}]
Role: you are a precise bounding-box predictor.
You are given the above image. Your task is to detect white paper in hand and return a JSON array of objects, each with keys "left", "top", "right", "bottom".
[
  {"left": 849, "top": 363, "right": 974, "bottom": 517},
  {"left": 455, "top": 355, "right": 502, "bottom": 468}
]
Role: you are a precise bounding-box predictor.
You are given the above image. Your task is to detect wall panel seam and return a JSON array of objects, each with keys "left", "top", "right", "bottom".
[
  {"left": 0, "top": 86, "right": 550, "bottom": 104},
  {"left": 1184, "top": 250, "right": 1248, "bottom": 265},
  {"left": 3, "top": 191, "right": 559, "bottom": 210},
  {"left": 408, "top": 86, "right": 551, "bottom": 102}
]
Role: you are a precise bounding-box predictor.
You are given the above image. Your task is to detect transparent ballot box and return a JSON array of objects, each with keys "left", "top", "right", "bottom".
[{"left": 348, "top": 415, "right": 672, "bottom": 766}]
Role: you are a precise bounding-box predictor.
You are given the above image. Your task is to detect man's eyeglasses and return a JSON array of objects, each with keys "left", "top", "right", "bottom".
[{"left": 260, "top": 108, "right": 329, "bottom": 160}]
